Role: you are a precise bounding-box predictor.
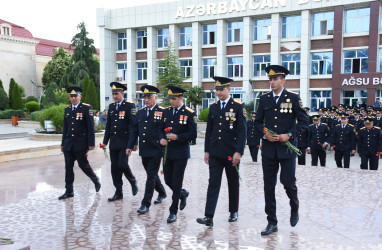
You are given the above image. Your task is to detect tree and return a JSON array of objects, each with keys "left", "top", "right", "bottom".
[
  {"left": 11, "top": 83, "right": 23, "bottom": 110},
  {"left": 8, "top": 78, "right": 16, "bottom": 108},
  {"left": 61, "top": 22, "right": 99, "bottom": 91},
  {"left": 18, "top": 85, "right": 25, "bottom": 98},
  {"left": 81, "top": 75, "right": 91, "bottom": 103},
  {"left": 42, "top": 46, "right": 71, "bottom": 89},
  {"left": 186, "top": 86, "right": 204, "bottom": 111},
  {"left": 0, "top": 79, "right": 3, "bottom": 89},
  {"left": 85, "top": 79, "right": 99, "bottom": 110},
  {"left": 42, "top": 82, "right": 60, "bottom": 108},
  {"left": 0, "top": 87, "right": 8, "bottom": 110},
  {"left": 157, "top": 41, "right": 188, "bottom": 106}
]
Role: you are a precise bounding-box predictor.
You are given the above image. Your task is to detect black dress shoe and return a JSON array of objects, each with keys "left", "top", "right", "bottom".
[
  {"left": 137, "top": 205, "right": 149, "bottom": 214},
  {"left": 154, "top": 193, "right": 167, "bottom": 204},
  {"left": 132, "top": 183, "right": 138, "bottom": 196},
  {"left": 179, "top": 190, "right": 189, "bottom": 210},
  {"left": 196, "top": 216, "right": 213, "bottom": 227},
  {"left": 94, "top": 179, "right": 101, "bottom": 192},
  {"left": 108, "top": 193, "right": 123, "bottom": 202},
  {"left": 228, "top": 212, "right": 238, "bottom": 222},
  {"left": 167, "top": 214, "right": 177, "bottom": 223},
  {"left": 261, "top": 223, "right": 278, "bottom": 236},
  {"left": 290, "top": 211, "right": 299, "bottom": 227},
  {"left": 58, "top": 192, "right": 74, "bottom": 200}
]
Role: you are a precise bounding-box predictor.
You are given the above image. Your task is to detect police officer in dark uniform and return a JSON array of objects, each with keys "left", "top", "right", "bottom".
[
  {"left": 159, "top": 85, "right": 197, "bottom": 223},
  {"left": 374, "top": 108, "right": 382, "bottom": 128},
  {"left": 254, "top": 65, "right": 309, "bottom": 236},
  {"left": 350, "top": 111, "right": 364, "bottom": 134},
  {"left": 101, "top": 82, "right": 138, "bottom": 202},
  {"left": 305, "top": 107, "right": 313, "bottom": 124},
  {"left": 136, "top": 85, "right": 167, "bottom": 214},
  {"left": 59, "top": 86, "right": 101, "bottom": 200},
  {"left": 297, "top": 126, "right": 308, "bottom": 165},
  {"left": 307, "top": 115, "right": 331, "bottom": 167},
  {"left": 327, "top": 107, "right": 337, "bottom": 131},
  {"left": 196, "top": 76, "right": 247, "bottom": 228},
  {"left": 247, "top": 111, "right": 261, "bottom": 162},
  {"left": 330, "top": 115, "right": 356, "bottom": 168},
  {"left": 317, "top": 109, "right": 328, "bottom": 124},
  {"left": 358, "top": 118, "right": 382, "bottom": 170}
]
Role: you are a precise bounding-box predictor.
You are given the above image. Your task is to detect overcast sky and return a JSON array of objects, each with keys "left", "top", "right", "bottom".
[{"left": 0, "top": 0, "right": 179, "bottom": 48}]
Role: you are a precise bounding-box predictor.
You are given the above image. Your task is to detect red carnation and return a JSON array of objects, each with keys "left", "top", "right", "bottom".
[
  {"left": 257, "top": 145, "right": 260, "bottom": 148},
  {"left": 99, "top": 143, "right": 103, "bottom": 148},
  {"left": 228, "top": 156, "right": 232, "bottom": 161},
  {"left": 305, "top": 149, "right": 308, "bottom": 152},
  {"left": 263, "top": 127, "right": 266, "bottom": 134},
  {"left": 377, "top": 152, "right": 380, "bottom": 157},
  {"left": 317, "top": 142, "right": 320, "bottom": 145}
]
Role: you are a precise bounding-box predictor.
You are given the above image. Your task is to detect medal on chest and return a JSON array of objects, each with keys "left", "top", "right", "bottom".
[
  {"left": 226, "top": 109, "right": 236, "bottom": 129},
  {"left": 180, "top": 115, "right": 188, "bottom": 124},
  {"left": 76, "top": 113, "right": 83, "bottom": 120},
  {"left": 280, "top": 99, "right": 292, "bottom": 113},
  {"left": 154, "top": 111, "right": 163, "bottom": 121},
  {"left": 119, "top": 111, "right": 125, "bottom": 119}
]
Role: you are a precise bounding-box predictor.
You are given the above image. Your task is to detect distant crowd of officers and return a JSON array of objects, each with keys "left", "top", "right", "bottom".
[{"left": 247, "top": 104, "right": 382, "bottom": 170}]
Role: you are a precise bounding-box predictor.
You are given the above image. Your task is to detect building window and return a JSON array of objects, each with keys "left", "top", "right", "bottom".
[
  {"left": 312, "top": 12, "right": 334, "bottom": 36},
  {"left": 137, "top": 62, "right": 147, "bottom": 80},
  {"left": 282, "top": 15, "right": 301, "bottom": 38},
  {"left": 180, "top": 27, "right": 192, "bottom": 47},
  {"left": 379, "top": 49, "right": 382, "bottom": 72},
  {"left": 203, "top": 59, "right": 216, "bottom": 78},
  {"left": 180, "top": 60, "right": 192, "bottom": 78},
  {"left": 228, "top": 21, "right": 243, "bottom": 43},
  {"left": 203, "top": 24, "right": 217, "bottom": 45},
  {"left": 344, "top": 49, "right": 368, "bottom": 73},
  {"left": 376, "top": 90, "right": 382, "bottom": 102},
  {"left": 117, "top": 63, "right": 127, "bottom": 81},
  {"left": 254, "top": 55, "right": 271, "bottom": 77},
  {"left": 118, "top": 33, "right": 127, "bottom": 51},
  {"left": 203, "top": 92, "right": 216, "bottom": 109},
  {"left": 342, "top": 90, "right": 367, "bottom": 107},
  {"left": 2, "top": 27, "right": 10, "bottom": 36},
  {"left": 311, "top": 52, "right": 333, "bottom": 75},
  {"left": 158, "top": 64, "right": 165, "bottom": 76},
  {"left": 345, "top": 8, "right": 370, "bottom": 33},
  {"left": 254, "top": 19, "right": 271, "bottom": 40},
  {"left": 310, "top": 91, "right": 332, "bottom": 112},
  {"left": 228, "top": 57, "right": 243, "bottom": 77},
  {"left": 158, "top": 29, "right": 169, "bottom": 48},
  {"left": 281, "top": 54, "right": 300, "bottom": 75},
  {"left": 137, "top": 30, "right": 147, "bottom": 49}
]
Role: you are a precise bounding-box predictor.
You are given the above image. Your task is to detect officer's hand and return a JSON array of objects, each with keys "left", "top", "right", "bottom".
[
  {"left": 351, "top": 150, "right": 356, "bottom": 155},
  {"left": 330, "top": 147, "right": 334, "bottom": 152},
  {"left": 89, "top": 146, "right": 95, "bottom": 150},
  {"left": 100, "top": 144, "right": 107, "bottom": 150},
  {"left": 204, "top": 153, "right": 209, "bottom": 165},
  {"left": 232, "top": 152, "right": 241, "bottom": 166},
  {"left": 279, "top": 134, "right": 290, "bottom": 143},
  {"left": 265, "top": 133, "right": 279, "bottom": 142},
  {"left": 166, "top": 133, "right": 178, "bottom": 141},
  {"left": 160, "top": 139, "right": 167, "bottom": 146},
  {"left": 322, "top": 143, "right": 327, "bottom": 149},
  {"left": 61, "top": 146, "right": 63, "bottom": 152},
  {"left": 126, "top": 149, "right": 132, "bottom": 156},
  {"left": 307, "top": 149, "right": 311, "bottom": 154},
  {"left": 133, "top": 145, "right": 138, "bottom": 151}
]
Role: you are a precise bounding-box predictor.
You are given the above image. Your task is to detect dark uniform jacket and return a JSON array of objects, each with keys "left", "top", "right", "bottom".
[
  {"left": 330, "top": 124, "right": 356, "bottom": 151},
  {"left": 103, "top": 100, "right": 138, "bottom": 151},
  {"left": 137, "top": 104, "right": 165, "bottom": 158},
  {"left": 374, "top": 117, "right": 382, "bottom": 128},
  {"left": 297, "top": 128, "right": 308, "bottom": 148},
  {"left": 205, "top": 97, "right": 247, "bottom": 158},
  {"left": 307, "top": 123, "right": 331, "bottom": 149},
  {"left": 357, "top": 126, "right": 382, "bottom": 155},
  {"left": 327, "top": 116, "right": 336, "bottom": 131},
  {"left": 246, "top": 119, "right": 262, "bottom": 147},
  {"left": 161, "top": 104, "right": 197, "bottom": 160},
  {"left": 254, "top": 89, "right": 309, "bottom": 159},
  {"left": 349, "top": 118, "right": 364, "bottom": 134},
  {"left": 62, "top": 102, "right": 95, "bottom": 152}
]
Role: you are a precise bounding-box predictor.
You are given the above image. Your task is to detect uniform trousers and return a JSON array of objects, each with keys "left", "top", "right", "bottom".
[
  {"left": 297, "top": 147, "right": 306, "bottom": 165},
  {"left": 311, "top": 147, "right": 326, "bottom": 166},
  {"left": 262, "top": 156, "right": 299, "bottom": 225},
  {"left": 360, "top": 153, "right": 379, "bottom": 170},
  {"left": 249, "top": 146, "right": 259, "bottom": 162},
  {"left": 141, "top": 156, "right": 166, "bottom": 207},
  {"left": 110, "top": 149, "right": 137, "bottom": 195},
  {"left": 163, "top": 159, "right": 188, "bottom": 214},
  {"left": 334, "top": 150, "right": 351, "bottom": 168},
  {"left": 204, "top": 156, "right": 240, "bottom": 218},
  {"left": 64, "top": 149, "right": 98, "bottom": 192}
]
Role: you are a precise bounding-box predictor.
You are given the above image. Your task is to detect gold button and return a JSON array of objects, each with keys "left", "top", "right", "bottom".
[
  {"left": 72, "top": 134, "right": 74, "bottom": 136},
  {"left": 219, "top": 130, "right": 221, "bottom": 132},
  {"left": 114, "top": 126, "right": 116, "bottom": 128},
  {"left": 115, "top": 114, "right": 117, "bottom": 116},
  {"left": 72, "top": 117, "right": 74, "bottom": 118},
  {"left": 72, "top": 122, "right": 74, "bottom": 124},
  {"left": 275, "top": 109, "right": 277, "bottom": 111},
  {"left": 219, "top": 137, "right": 221, "bottom": 139},
  {"left": 144, "top": 127, "right": 146, "bottom": 129},
  {"left": 275, "top": 117, "right": 277, "bottom": 119},
  {"left": 220, "top": 116, "right": 222, "bottom": 118},
  {"left": 114, "top": 132, "right": 116, "bottom": 134},
  {"left": 171, "top": 121, "right": 173, "bottom": 123},
  {"left": 219, "top": 123, "right": 222, "bottom": 125},
  {"left": 143, "top": 140, "right": 146, "bottom": 143},
  {"left": 143, "top": 133, "right": 145, "bottom": 136},
  {"left": 274, "top": 125, "right": 277, "bottom": 128},
  {"left": 145, "top": 121, "right": 147, "bottom": 123},
  {"left": 115, "top": 120, "right": 117, "bottom": 121},
  {"left": 72, "top": 128, "right": 74, "bottom": 130}
]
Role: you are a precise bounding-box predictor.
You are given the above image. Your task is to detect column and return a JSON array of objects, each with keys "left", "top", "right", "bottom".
[
  {"left": 332, "top": 6, "right": 344, "bottom": 106},
  {"left": 170, "top": 24, "right": 180, "bottom": 56},
  {"left": 147, "top": 27, "right": 157, "bottom": 87},
  {"left": 300, "top": 10, "right": 310, "bottom": 107},
  {"left": 217, "top": 19, "right": 227, "bottom": 76},
  {"left": 126, "top": 28, "right": 136, "bottom": 102},
  {"left": 243, "top": 17, "right": 253, "bottom": 103},
  {"left": 270, "top": 13, "right": 280, "bottom": 65},
  {"left": 192, "top": 22, "right": 202, "bottom": 87}
]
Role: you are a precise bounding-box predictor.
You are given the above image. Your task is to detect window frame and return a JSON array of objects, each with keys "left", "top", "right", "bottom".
[
  {"left": 203, "top": 24, "right": 217, "bottom": 45},
  {"left": 227, "top": 57, "right": 244, "bottom": 78},
  {"left": 281, "top": 54, "right": 301, "bottom": 76},
  {"left": 344, "top": 7, "right": 370, "bottom": 34},
  {"left": 311, "top": 11, "right": 334, "bottom": 36},
  {"left": 137, "top": 30, "right": 147, "bottom": 49},
  {"left": 227, "top": 21, "right": 243, "bottom": 43},
  {"left": 180, "top": 27, "right": 192, "bottom": 47},
  {"left": 203, "top": 58, "right": 217, "bottom": 79},
  {"left": 311, "top": 52, "right": 333, "bottom": 75},
  {"left": 254, "top": 19, "right": 272, "bottom": 41},
  {"left": 253, "top": 55, "right": 271, "bottom": 77},
  {"left": 180, "top": 59, "right": 193, "bottom": 78},
  {"left": 281, "top": 15, "right": 301, "bottom": 39},
  {"left": 157, "top": 28, "right": 170, "bottom": 49},
  {"left": 137, "top": 62, "right": 148, "bottom": 81},
  {"left": 343, "top": 49, "right": 368, "bottom": 74},
  {"left": 118, "top": 33, "right": 127, "bottom": 51}
]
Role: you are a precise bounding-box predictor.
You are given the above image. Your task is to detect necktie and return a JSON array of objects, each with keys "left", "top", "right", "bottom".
[
  {"left": 274, "top": 96, "right": 279, "bottom": 103},
  {"left": 147, "top": 108, "right": 150, "bottom": 117},
  {"left": 116, "top": 103, "right": 119, "bottom": 111},
  {"left": 72, "top": 106, "right": 76, "bottom": 111},
  {"left": 221, "top": 102, "right": 226, "bottom": 110},
  {"left": 173, "top": 108, "right": 178, "bottom": 115},
  {"left": 316, "top": 125, "right": 318, "bottom": 129}
]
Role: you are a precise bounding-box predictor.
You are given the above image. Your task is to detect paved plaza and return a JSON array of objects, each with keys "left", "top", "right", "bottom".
[{"left": 0, "top": 129, "right": 382, "bottom": 249}]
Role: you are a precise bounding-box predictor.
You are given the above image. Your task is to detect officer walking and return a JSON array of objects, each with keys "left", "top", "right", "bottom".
[
  {"left": 357, "top": 118, "right": 382, "bottom": 170},
  {"left": 101, "top": 82, "right": 138, "bottom": 202},
  {"left": 374, "top": 108, "right": 382, "bottom": 128},
  {"left": 159, "top": 85, "right": 197, "bottom": 223},
  {"left": 247, "top": 111, "right": 261, "bottom": 162},
  {"left": 196, "top": 76, "right": 247, "bottom": 228},
  {"left": 254, "top": 65, "right": 309, "bottom": 236},
  {"left": 297, "top": 127, "right": 308, "bottom": 165},
  {"left": 330, "top": 115, "right": 356, "bottom": 168},
  {"left": 136, "top": 85, "right": 167, "bottom": 214},
  {"left": 59, "top": 86, "right": 101, "bottom": 200},
  {"left": 307, "top": 115, "right": 330, "bottom": 167}
]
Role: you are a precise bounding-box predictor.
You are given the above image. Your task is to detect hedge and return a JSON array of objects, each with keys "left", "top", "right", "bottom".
[
  {"left": 0, "top": 109, "right": 23, "bottom": 119},
  {"left": 199, "top": 108, "right": 209, "bottom": 122},
  {"left": 31, "top": 110, "right": 45, "bottom": 122},
  {"left": 25, "top": 101, "right": 40, "bottom": 113},
  {"left": 40, "top": 104, "right": 67, "bottom": 133}
]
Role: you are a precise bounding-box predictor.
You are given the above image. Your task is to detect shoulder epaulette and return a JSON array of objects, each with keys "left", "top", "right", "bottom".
[
  {"left": 234, "top": 100, "right": 243, "bottom": 104},
  {"left": 336, "top": 124, "right": 340, "bottom": 126},
  {"left": 125, "top": 101, "right": 133, "bottom": 104},
  {"left": 309, "top": 124, "right": 314, "bottom": 126},
  {"left": 158, "top": 106, "right": 165, "bottom": 109},
  {"left": 288, "top": 90, "right": 299, "bottom": 95},
  {"left": 349, "top": 124, "right": 354, "bottom": 127},
  {"left": 110, "top": 102, "right": 115, "bottom": 105},
  {"left": 261, "top": 92, "right": 269, "bottom": 96},
  {"left": 139, "top": 107, "right": 145, "bottom": 110},
  {"left": 185, "top": 107, "right": 195, "bottom": 113},
  {"left": 166, "top": 106, "right": 172, "bottom": 109},
  {"left": 83, "top": 103, "right": 90, "bottom": 106},
  {"left": 322, "top": 123, "right": 327, "bottom": 125},
  {"left": 375, "top": 126, "right": 381, "bottom": 129},
  {"left": 360, "top": 127, "right": 366, "bottom": 130},
  {"left": 66, "top": 105, "right": 71, "bottom": 108},
  {"left": 212, "top": 101, "right": 218, "bottom": 105}
]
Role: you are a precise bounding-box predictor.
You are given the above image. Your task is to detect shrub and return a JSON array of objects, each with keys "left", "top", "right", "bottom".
[
  {"left": 11, "top": 83, "right": 23, "bottom": 110},
  {"left": 42, "top": 82, "right": 60, "bottom": 108},
  {"left": 25, "top": 96, "right": 38, "bottom": 103},
  {"left": 41, "top": 104, "right": 67, "bottom": 133},
  {"left": 199, "top": 108, "right": 209, "bottom": 122},
  {"left": 0, "top": 79, "right": 3, "bottom": 89},
  {"left": 54, "top": 89, "right": 70, "bottom": 105},
  {"left": 25, "top": 101, "right": 41, "bottom": 113},
  {"left": 0, "top": 109, "right": 23, "bottom": 119},
  {"left": 0, "top": 87, "right": 9, "bottom": 111},
  {"left": 31, "top": 110, "right": 45, "bottom": 122},
  {"left": 9, "top": 78, "right": 16, "bottom": 107}
]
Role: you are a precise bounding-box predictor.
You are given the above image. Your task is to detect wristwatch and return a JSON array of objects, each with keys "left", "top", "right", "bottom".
[{"left": 288, "top": 132, "right": 292, "bottom": 137}]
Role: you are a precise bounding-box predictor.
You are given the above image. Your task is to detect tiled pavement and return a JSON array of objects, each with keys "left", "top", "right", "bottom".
[{"left": 0, "top": 138, "right": 381, "bottom": 249}]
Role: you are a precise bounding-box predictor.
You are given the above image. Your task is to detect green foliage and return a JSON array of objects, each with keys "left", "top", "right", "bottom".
[
  {"left": 18, "top": 85, "right": 25, "bottom": 97},
  {"left": 199, "top": 108, "right": 209, "bottom": 122},
  {"left": 0, "top": 79, "right": 3, "bottom": 89},
  {"left": 25, "top": 96, "right": 38, "bottom": 103},
  {"left": 11, "top": 83, "right": 23, "bottom": 110},
  {"left": 25, "top": 101, "right": 40, "bottom": 113},
  {"left": 244, "top": 101, "right": 255, "bottom": 119},
  {"left": 42, "top": 46, "right": 72, "bottom": 89},
  {"left": 81, "top": 75, "right": 91, "bottom": 102},
  {"left": 85, "top": 79, "right": 99, "bottom": 110},
  {"left": 42, "top": 82, "right": 60, "bottom": 108},
  {"left": 54, "top": 88, "right": 70, "bottom": 106},
  {"left": 157, "top": 41, "right": 188, "bottom": 106},
  {"left": 9, "top": 78, "right": 16, "bottom": 107},
  {"left": 0, "top": 87, "right": 9, "bottom": 111},
  {"left": 0, "top": 109, "right": 23, "bottom": 119},
  {"left": 186, "top": 86, "right": 204, "bottom": 110},
  {"left": 31, "top": 110, "right": 45, "bottom": 122},
  {"left": 41, "top": 104, "right": 67, "bottom": 133}
]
